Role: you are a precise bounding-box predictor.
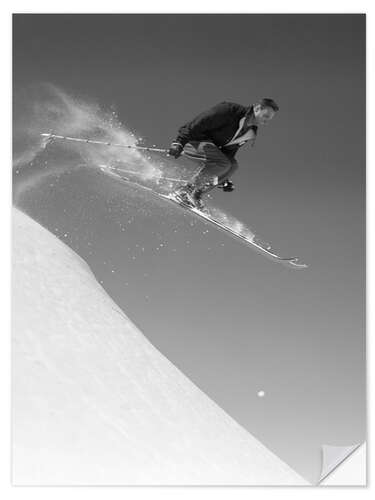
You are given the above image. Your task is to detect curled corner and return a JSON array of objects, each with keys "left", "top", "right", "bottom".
[{"left": 319, "top": 442, "right": 366, "bottom": 486}]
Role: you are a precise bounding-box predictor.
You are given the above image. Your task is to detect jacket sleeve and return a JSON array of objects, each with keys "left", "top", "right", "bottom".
[{"left": 174, "top": 102, "right": 240, "bottom": 147}]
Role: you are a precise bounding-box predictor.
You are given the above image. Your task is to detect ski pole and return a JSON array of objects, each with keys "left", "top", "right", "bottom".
[{"left": 40, "top": 133, "right": 169, "bottom": 154}]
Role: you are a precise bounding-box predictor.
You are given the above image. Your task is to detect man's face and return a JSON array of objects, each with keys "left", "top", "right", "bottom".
[{"left": 253, "top": 105, "right": 276, "bottom": 125}]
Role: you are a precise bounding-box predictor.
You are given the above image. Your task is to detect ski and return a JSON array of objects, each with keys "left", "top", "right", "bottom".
[{"left": 99, "top": 165, "right": 307, "bottom": 269}]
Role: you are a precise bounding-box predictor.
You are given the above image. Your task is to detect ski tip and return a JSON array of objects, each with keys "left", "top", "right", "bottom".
[{"left": 286, "top": 257, "right": 309, "bottom": 269}]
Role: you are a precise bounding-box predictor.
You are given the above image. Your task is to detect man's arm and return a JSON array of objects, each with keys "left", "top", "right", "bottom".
[{"left": 174, "top": 101, "right": 241, "bottom": 147}]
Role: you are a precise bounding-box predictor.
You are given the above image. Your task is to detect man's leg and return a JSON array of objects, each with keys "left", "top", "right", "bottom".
[
  {"left": 216, "top": 158, "right": 239, "bottom": 193},
  {"left": 217, "top": 158, "right": 239, "bottom": 185},
  {"left": 186, "top": 142, "right": 235, "bottom": 194},
  {"left": 174, "top": 142, "right": 236, "bottom": 208}
]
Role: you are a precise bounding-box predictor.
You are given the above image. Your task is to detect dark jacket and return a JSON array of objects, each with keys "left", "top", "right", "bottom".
[{"left": 175, "top": 101, "right": 258, "bottom": 158}]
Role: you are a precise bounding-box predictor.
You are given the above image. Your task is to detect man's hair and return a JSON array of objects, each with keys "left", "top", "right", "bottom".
[{"left": 259, "top": 98, "right": 279, "bottom": 112}]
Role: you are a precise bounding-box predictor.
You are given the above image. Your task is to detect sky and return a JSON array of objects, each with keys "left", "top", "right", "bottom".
[{"left": 13, "top": 14, "right": 365, "bottom": 483}]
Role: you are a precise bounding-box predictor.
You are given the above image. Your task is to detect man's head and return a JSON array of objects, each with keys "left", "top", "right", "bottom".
[{"left": 253, "top": 98, "right": 279, "bottom": 125}]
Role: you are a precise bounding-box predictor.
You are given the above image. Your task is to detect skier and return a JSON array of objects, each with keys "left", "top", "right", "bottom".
[{"left": 168, "top": 98, "right": 279, "bottom": 210}]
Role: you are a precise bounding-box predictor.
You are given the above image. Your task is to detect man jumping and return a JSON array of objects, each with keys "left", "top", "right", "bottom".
[{"left": 168, "top": 98, "right": 279, "bottom": 210}]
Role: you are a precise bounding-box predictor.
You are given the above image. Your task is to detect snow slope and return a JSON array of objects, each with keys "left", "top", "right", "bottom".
[{"left": 12, "top": 208, "right": 308, "bottom": 485}]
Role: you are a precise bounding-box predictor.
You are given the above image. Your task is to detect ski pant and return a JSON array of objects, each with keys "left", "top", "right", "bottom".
[{"left": 183, "top": 141, "right": 239, "bottom": 193}]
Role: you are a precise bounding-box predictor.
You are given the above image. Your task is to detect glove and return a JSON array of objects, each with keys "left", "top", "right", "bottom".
[
  {"left": 168, "top": 142, "right": 184, "bottom": 159},
  {"left": 218, "top": 180, "right": 234, "bottom": 192}
]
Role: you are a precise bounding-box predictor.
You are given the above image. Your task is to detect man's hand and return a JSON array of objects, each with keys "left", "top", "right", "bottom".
[{"left": 168, "top": 142, "right": 184, "bottom": 159}]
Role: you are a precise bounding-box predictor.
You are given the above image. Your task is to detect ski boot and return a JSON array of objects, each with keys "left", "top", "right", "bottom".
[
  {"left": 191, "top": 177, "right": 218, "bottom": 211},
  {"left": 218, "top": 179, "right": 234, "bottom": 192},
  {"left": 192, "top": 189, "right": 206, "bottom": 211},
  {"left": 173, "top": 183, "right": 197, "bottom": 208}
]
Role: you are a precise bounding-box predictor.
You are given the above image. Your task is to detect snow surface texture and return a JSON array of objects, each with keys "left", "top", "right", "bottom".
[{"left": 12, "top": 208, "right": 308, "bottom": 486}]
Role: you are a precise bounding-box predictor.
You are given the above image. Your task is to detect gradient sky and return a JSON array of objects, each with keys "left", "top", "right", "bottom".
[{"left": 13, "top": 14, "right": 365, "bottom": 483}]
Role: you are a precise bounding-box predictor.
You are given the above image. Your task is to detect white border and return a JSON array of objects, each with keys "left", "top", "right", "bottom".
[
  {"left": 2, "top": 2, "right": 372, "bottom": 499},
  {"left": 4, "top": 1, "right": 374, "bottom": 13}
]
